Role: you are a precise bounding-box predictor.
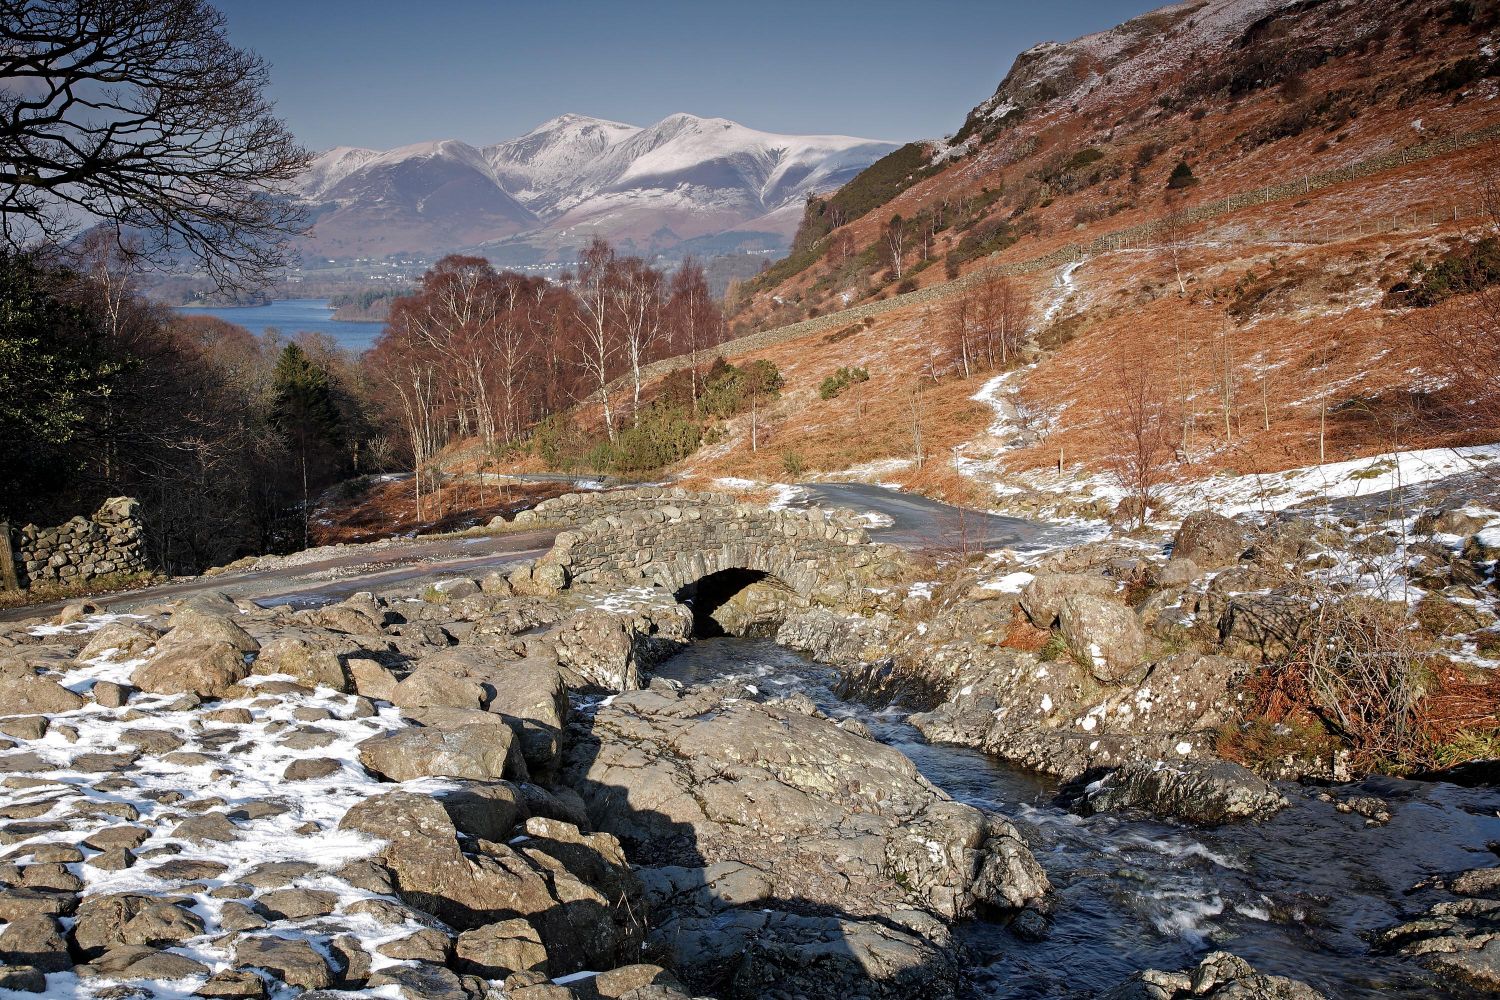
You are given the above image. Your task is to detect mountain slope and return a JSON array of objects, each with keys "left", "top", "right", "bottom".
[
  {"left": 566, "top": 0, "right": 1500, "bottom": 516},
  {"left": 294, "top": 114, "right": 898, "bottom": 260}
]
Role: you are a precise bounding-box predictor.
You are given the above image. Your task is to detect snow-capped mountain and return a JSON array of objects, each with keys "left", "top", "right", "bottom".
[{"left": 293, "top": 113, "right": 897, "bottom": 260}]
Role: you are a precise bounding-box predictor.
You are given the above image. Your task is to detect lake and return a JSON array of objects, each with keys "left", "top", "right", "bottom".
[{"left": 176, "top": 298, "right": 385, "bottom": 352}]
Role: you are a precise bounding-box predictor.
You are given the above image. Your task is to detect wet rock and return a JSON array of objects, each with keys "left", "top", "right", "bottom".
[
  {"left": 1076, "top": 760, "right": 1288, "bottom": 825},
  {"left": 1379, "top": 866, "right": 1500, "bottom": 992},
  {"left": 1103, "top": 950, "right": 1325, "bottom": 998},
  {"left": 1058, "top": 594, "right": 1147, "bottom": 682},
  {"left": 1173, "top": 512, "right": 1251, "bottom": 568},
  {"left": 132, "top": 641, "right": 248, "bottom": 698}
]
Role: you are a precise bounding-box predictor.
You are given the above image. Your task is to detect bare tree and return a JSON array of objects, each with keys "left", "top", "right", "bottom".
[
  {"left": 666, "top": 259, "right": 718, "bottom": 410},
  {"left": 572, "top": 238, "right": 620, "bottom": 441},
  {"left": 612, "top": 256, "right": 664, "bottom": 420},
  {"left": 974, "top": 270, "right": 1030, "bottom": 370},
  {"left": 885, "top": 214, "right": 907, "bottom": 280},
  {"left": 1108, "top": 356, "right": 1176, "bottom": 529},
  {"left": 0, "top": 0, "right": 309, "bottom": 288},
  {"left": 1409, "top": 173, "right": 1500, "bottom": 438},
  {"left": 945, "top": 281, "right": 974, "bottom": 379}
]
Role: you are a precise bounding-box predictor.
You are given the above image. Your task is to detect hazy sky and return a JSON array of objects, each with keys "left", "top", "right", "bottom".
[{"left": 217, "top": 0, "right": 1164, "bottom": 151}]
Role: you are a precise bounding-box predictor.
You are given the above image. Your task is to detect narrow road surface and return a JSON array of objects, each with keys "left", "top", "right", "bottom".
[
  {"left": 0, "top": 529, "right": 557, "bottom": 622},
  {"left": 794, "top": 482, "right": 1092, "bottom": 551}
]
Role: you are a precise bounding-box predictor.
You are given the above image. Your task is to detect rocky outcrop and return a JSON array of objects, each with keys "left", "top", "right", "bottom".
[
  {"left": 564, "top": 682, "right": 1048, "bottom": 921},
  {"left": 13, "top": 497, "right": 150, "bottom": 588},
  {"left": 1072, "top": 759, "right": 1289, "bottom": 825},
  {"left": 1378, "top": 863, "right": 1500, "bottom": 993}
]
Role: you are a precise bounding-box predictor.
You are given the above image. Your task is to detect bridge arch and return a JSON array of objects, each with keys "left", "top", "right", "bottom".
[{"left": 533, "top": 493, "right": 910, "bottom": 635}]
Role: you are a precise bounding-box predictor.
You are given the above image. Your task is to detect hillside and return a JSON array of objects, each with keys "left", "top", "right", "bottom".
[
  {"left": 592, "top": 0, "right": 1500, "bottom": 514},
  {"left": 291, "top": 113, "right": 896, "bottom": 262}
]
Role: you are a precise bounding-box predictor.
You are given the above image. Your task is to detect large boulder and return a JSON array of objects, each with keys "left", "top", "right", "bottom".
[
  {"left": 1173, "top": 511, "right": 1250, "bottom": 568},
  {"left": 0, "top": 671, "right": 86, "bottom": 715},
  {"left": 1020, "top": 573, "right": 1117, "bottom": 628},
  {"left": 565, "top": 684, "right": 1048, "bottom": 921},
  {"left": 1058, "top": 594, "right": 1147, "bottom": 682},
  {"left": 78, "top": 622, "right": 160, "bottom": 662},
  {"left": 358, "top": 723, "right": 525, "bottom": 783},
  {"left": 1076, "top": 760, "right": 1289, "bottom": 825},
  {"left": 131, "top": 641, "right": 248, "bottom": 699},
  {"left": 159, "top": 608, "right": 259, "bottom": 654},
  {"left": 252, "top": 633, "right": 362, "bottom": 691}
]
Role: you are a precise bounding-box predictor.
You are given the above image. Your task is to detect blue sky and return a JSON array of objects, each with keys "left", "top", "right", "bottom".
[{"left": 218, "top": 0, "right": 1164, "bottom": 150}]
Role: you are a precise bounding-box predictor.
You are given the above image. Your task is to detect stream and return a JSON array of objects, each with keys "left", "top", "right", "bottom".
[{"left": 654, "top": 637, "right": 1500, "bottom": 999}]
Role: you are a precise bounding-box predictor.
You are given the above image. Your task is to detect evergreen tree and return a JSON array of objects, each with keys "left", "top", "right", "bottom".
[
  {"left": 270, "top": 343, "right": 345, "bottom": 547},
  {"left": 0, "top": 255, "right": 119, "bottom": 520},
  {"left": 1167, "top": 160, "right": 1199, "bottom": 189}
]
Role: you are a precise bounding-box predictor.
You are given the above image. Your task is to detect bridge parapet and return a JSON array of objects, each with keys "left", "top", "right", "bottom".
[{"left": 539, "top": 499, "right": 910, "bottom": 610}]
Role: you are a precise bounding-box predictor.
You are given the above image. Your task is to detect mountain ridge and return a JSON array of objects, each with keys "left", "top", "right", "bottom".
[{"left": 293, "top": 112, "right": 898, "bottom": 261}]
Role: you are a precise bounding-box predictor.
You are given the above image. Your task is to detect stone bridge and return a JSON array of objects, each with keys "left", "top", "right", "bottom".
[{"left": 529, "top": 491, "right": 912, "bottom": 635}]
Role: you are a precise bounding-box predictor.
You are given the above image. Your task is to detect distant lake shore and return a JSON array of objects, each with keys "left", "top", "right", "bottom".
[{"left": 176, "top": 298, "right": 384, "bottom": 351}]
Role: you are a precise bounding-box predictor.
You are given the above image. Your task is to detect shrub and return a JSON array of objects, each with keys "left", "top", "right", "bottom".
[
  {"left": 1167, "top": 160, "right": 1198, "bottom": 189},
  {"left": 819, "top": 366, "right": 870, "bottom": 400},
  {"left": 781, "top": 451, "right": 806, "bottom": 478},
  {"left": 895, "top": 278, "right": 918, "bottom": 294}
]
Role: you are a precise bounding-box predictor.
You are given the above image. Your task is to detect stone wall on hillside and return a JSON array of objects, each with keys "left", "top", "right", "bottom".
[
  {"left": 542, "top": 501, "right": 911, "bottom": 610},
  {"left": 510, "top": 486, "right": 738, "bottom": 528},
  {"left": 13, "top": 497, "right": 150, "bottom": 588}
]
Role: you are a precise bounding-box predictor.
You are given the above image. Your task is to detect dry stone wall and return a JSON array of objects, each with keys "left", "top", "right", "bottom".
[
  {"left": 539, "top": 497, "right": 911, "bottom": 609},
  {"left": 13, "top": 496, "right": 150, "bottom": 588}
]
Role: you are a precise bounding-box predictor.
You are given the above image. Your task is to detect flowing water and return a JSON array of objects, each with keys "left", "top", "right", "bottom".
[{"left": 656, "top": 637, "right": 1500, "bottom": 999}]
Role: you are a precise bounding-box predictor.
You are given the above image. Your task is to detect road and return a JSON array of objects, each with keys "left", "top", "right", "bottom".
[
  {"left": 0, "top": 529, "right": 557, "bottom": 623},
  {"left": 793, "top": 482, "right": 1090, "bottom": 552},
  {"left": 2, "top": 481, "right": 1083, "bottom": 621}
]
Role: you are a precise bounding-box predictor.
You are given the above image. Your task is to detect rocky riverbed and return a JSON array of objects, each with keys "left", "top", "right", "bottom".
[{"left": 0, "top": 488, "right": 1495, "bottom": 998}]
